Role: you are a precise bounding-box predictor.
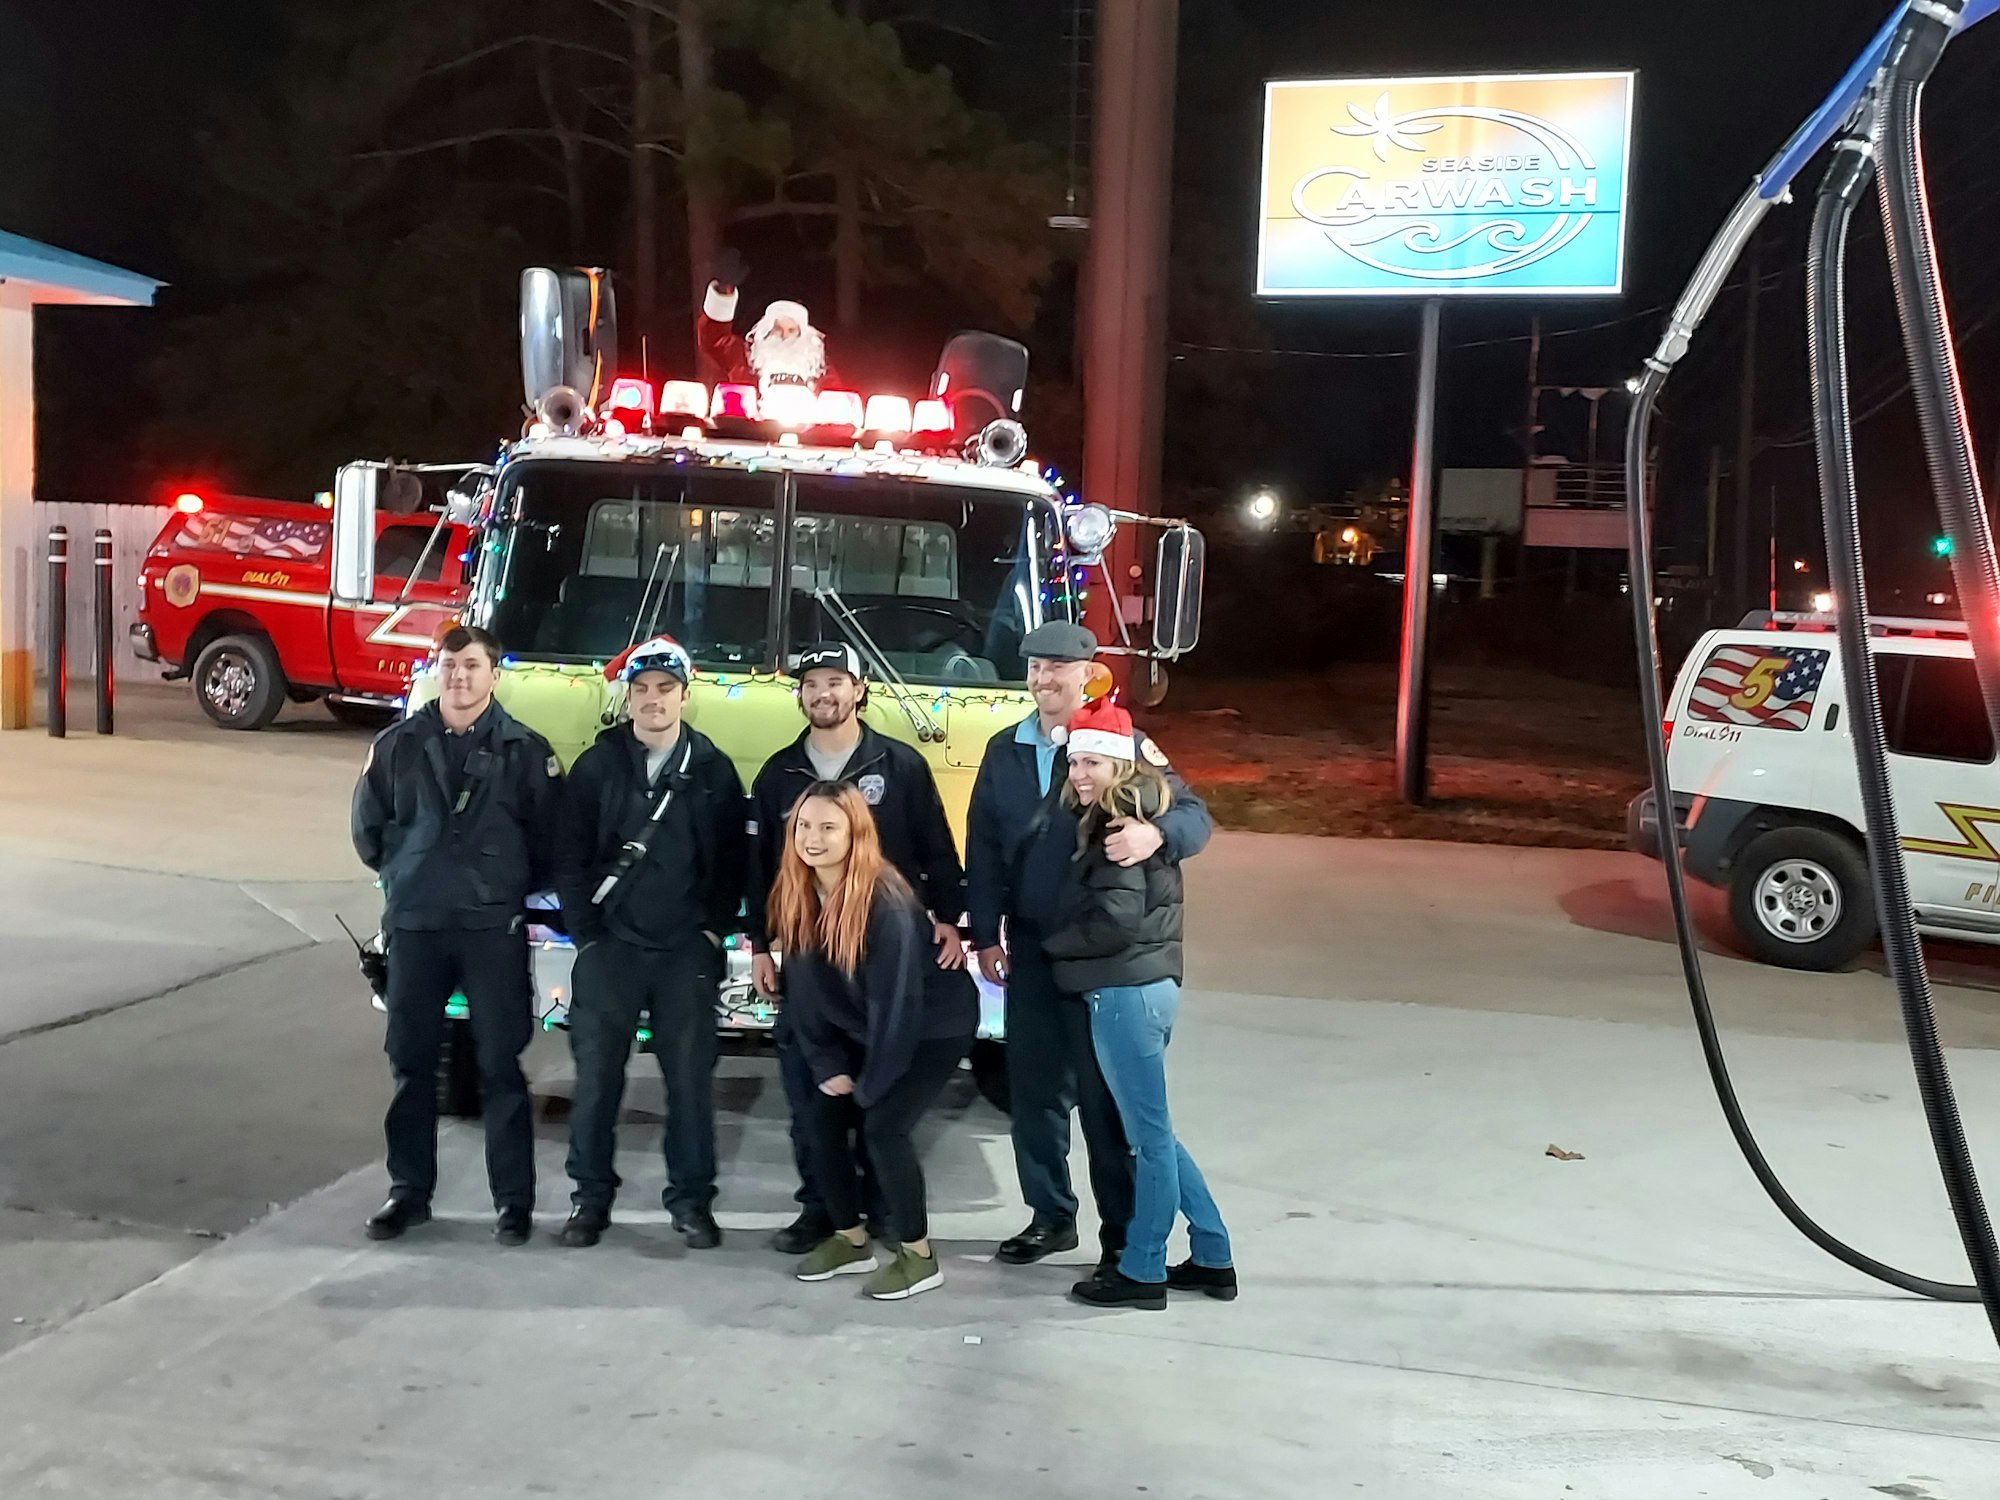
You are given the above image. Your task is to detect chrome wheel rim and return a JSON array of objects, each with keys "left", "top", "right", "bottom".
[
  {"left": 201, "top": 651, "right": 255, "bottom": 718},
  {"left": 1754, "top": 859, "right": 1842, "bottom": 944}
]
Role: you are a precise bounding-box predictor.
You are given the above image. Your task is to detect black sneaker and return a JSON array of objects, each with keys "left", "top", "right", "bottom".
[
  {"left": 493, "top": 1207, "right": 533, "bottom": 1247},
  {"left": 675, "top": 1209, "right": 723, "bottom": 1250},
  {"left": 995, "top": 1220, "right": 1079, "bottom": 1265},
  {"left": 559, "top": 1206, "right": 611, "bottom": 1248},
  {"left": 1166, "top": 1260, "right": 1238, "bottom": 1301},
  {"left": 365, "top": 1198, "right": 431, "bottom": 1241},
  {"left": 1069, "top": 1268, "right": 1167, "bottom": 1310},
  {"left": 769, "top": 1210, "right": 832, "bottom": 1255}
]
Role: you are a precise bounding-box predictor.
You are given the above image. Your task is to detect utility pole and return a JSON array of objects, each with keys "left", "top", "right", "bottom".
[
  {"left": 1081, "top": 0, "right": 1178, "bottom": 668},
  {"left": 1518, "top": 314, "right": 1540, "bottom": 586},
  {"left": 1705, "top": 443, "right": 1723, "bottom": 622},
  {"left": 1732, "top": 233, "right": 1761, "bottom": 616}
]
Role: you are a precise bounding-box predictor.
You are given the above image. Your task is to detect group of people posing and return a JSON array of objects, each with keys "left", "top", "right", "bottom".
[{"left": 351, "top": 620, "right": 1235, "bottom": 1309}]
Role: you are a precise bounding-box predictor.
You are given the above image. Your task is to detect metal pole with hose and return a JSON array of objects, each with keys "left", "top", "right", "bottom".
[{"left": 1623, "top": 0, "right": 2000, "bottom": 1342}]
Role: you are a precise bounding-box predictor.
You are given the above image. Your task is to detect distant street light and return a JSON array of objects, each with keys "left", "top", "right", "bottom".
[
  {"left": 1791, "top": 558, "right": 1809, "bottom": 573},
  {"left": 1812, "top": 590, "right": 1835, "bottom": 613},
  {"left": 1245, "top": 490, "right": 1279, "bottom": 526}
]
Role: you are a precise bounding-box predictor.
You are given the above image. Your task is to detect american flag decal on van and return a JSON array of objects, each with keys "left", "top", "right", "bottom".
[{"left": 1686, "top": 645, "right": 1828, "bottom": 731}]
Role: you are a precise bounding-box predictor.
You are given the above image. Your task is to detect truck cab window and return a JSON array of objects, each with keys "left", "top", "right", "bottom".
[
  {"left": 787, "top": 476, "right": 1045, "bottom": 686},
  {"left": 374, "top": 523, "right": 447, "bottom": 584},
  {"left": 483, "top": 462, "right": 780, "bottom": 667},
  {"left": 1881, "top": 653, "right": 1995, "bottom": 763}
]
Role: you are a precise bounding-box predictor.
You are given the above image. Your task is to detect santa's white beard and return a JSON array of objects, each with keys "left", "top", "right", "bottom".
[{"left": 748, "top": 328, "right": 826, "bottom": 384}]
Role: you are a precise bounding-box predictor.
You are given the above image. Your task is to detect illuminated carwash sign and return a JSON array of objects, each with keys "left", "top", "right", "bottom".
[{"left": 1257, "top": 71, "right": 1636, "bottom": 298}]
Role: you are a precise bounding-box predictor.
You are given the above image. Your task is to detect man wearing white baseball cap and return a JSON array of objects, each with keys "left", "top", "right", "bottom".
[{"left": 553, "top": 635, "right": 748, "bottom": 1251}]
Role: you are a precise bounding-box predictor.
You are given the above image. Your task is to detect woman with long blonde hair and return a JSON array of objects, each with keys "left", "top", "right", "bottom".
[
  {"left": 769, "top": 781, "right": 978, "bottom": 1300},
  {"left": 1043, "top": 699, "right": 1235, "bottom": 1309}
]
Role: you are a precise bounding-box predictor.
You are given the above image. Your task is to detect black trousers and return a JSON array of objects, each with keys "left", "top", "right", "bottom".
[
  {"left": 775, "top": 1010, "right": 887, "bottom": 1225},
  {"left": 382, "top": 924, "right": 535, "bottom": 1212},
  {"left": 565, "top": 935, "right": 721, "bottom": 1217},
  {"left": 1004, "top": 938, "right": 1135, "bottom": 1255},
  {"left": 810, "top": 1034, "right": 971, "bottom": 1245}
]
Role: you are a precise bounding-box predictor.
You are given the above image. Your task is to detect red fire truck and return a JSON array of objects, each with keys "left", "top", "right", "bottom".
[{"left": 131, "top": 473, "right": 477, "bottom": 729}]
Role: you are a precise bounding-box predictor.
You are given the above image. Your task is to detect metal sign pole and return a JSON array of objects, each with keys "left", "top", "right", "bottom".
[{"left": 1396, "top": 299, "right": 1444, "bottom": 805}]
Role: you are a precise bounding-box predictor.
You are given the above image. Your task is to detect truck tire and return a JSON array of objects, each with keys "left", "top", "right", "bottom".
[
  {"left": 1728, "top": 825, "right": 1879, "bottom": 971},
  {"left": 968, "top": 1038, "right": 1010, "bottom": 1114},
  {"left": 192, "top": 633, "right": 287, "bottom": 730},
  {"left": 437, "top": 1016, "right": 482, "bottom": 1119}
]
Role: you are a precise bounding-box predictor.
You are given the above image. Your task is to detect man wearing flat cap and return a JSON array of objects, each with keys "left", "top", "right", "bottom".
[{"left": 965, "top": 620, "right": 1212, "bottom": 1274}]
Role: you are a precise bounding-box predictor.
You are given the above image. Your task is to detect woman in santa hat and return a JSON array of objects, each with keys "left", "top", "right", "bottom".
[{"left": 1041, "top": 698, "right": 1236, "bottom": 1309}]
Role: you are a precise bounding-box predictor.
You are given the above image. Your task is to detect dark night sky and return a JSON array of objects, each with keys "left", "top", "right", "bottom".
[{"left": 7, "top": 0, "right": 1998, "bottom": 594}]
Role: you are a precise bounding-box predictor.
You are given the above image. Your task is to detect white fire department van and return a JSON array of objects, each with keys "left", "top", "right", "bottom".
[{"left": 1629, "top": 611, "right": 2000, "bottom": 970}]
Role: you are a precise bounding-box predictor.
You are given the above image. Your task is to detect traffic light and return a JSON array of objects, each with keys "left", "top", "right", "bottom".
[{"left": 1933, "top": 535, "right": 1954, "bottom": 557}]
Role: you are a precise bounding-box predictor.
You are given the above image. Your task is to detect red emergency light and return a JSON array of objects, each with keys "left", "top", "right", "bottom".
[
  {"left": 813, "top": 390, "right": 864, "bottom": 437},
  {"left": 711, "top": 383, "right": 759, "bottom": 422},
  {"left": 912, "top": 399, "right": 952, "bottom": 445},
  {"left": 762, "top": 383, "right": 816, "bottom": 431},
  {"left": 607, "top": 378, "right": 654, "bottom": 416},
  {"left": 659, "top": 381, "right": 708, "bottom": 421},
  {"left": 174, "top": 492, "right": 205, "bottom": 514},
  {"left": 864, "top": 395, "right": 912, "bottom": 436}
]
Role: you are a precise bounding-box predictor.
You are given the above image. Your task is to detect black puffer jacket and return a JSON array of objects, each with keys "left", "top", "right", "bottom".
[{"left": 1041, "top": 781, "right": 1184, "bottom": 993}]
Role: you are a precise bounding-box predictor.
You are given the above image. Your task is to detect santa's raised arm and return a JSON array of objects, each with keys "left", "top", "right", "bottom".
[{"left": 698, "top": 262, "right": 845, "bottom": 393}]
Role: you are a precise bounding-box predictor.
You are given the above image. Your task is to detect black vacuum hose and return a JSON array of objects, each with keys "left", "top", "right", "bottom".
[
  {"left": 1623, "top": 363, "right": 1986, "bottom": 1309},
  {"left": 1807, "top": 123, "right": 2000, "bottom": 1336},
  {"left": 1623, "top": 0, "right": 2000, "bottom": 1348},
  {"left": 1878, "top": 65, "right": 2000, "bottom": 737}
]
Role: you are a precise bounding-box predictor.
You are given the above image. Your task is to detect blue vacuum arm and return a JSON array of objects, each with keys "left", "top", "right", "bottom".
[{"left": 1762, "top": 0, "right": 2000, "bottom": 198}]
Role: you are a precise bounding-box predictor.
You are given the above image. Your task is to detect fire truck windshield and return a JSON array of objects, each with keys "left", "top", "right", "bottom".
[{"left": 480, "top": 460, "right": 1055, "bottom": 686}]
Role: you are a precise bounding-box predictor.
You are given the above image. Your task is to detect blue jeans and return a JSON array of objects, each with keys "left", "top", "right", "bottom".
[{"left": 1085, "top": 980, "right": 1232, "bottom": 1283}]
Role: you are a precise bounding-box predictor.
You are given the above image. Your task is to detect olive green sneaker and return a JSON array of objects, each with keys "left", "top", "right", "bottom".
[
  {"left": 795, "top": 1235, "right": 875, "bottom": 1282},
  {"left": 865, "top": 1245, "right": 944, "bottom": 1301}
]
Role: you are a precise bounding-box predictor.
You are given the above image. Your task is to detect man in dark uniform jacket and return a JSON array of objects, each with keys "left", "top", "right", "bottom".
[
  {"left": 554, "top": 636, "right": 749, "bottom": 1251},
  {"left": 966, "top": 621, "right": 1212, "bottom": 1271},
  {"left": 745, "top": 642, "right": 968, "bottom": 1252},
  {"left": 352, "top": 624, "right": 563, "bottom": 1246}
]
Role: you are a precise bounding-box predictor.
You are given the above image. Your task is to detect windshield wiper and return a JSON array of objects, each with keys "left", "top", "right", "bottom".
[{"left": 813, "top": 586, "right": 943, "bottom": 744}]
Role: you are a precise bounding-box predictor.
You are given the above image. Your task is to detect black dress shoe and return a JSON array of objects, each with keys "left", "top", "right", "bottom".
[
  {"left": 769, "top": 1210, "right": 831, "bottom": 1255},
  {"left": 560, "top": 1207, "right": 610, "bottom": 1248},
  {"left": 365, "top": 1198, "right": 431, "bottom": 1241},
  {"left": 1166, "top": 1259, "right": 1239, "bottom": 1301},
  {"left": 494, "top": 1207, "right": 533, "bottom": 1247},
  {"left": 995, "top": 1220, "right": 1079, "bottom": 1265},
  {"left": 1070, "top": 1268, "right": 1167, "bottom": 1309},
  {"left": 675, "top": 1209, "right": 723, "bottom": 1249}
]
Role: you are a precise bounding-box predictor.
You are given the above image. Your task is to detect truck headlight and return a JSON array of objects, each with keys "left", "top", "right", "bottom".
[{"left": 1064, "top": 504, "right": 1116, "bottom": 562}]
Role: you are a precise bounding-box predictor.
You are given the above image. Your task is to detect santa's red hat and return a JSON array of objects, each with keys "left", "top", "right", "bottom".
[{"left": 1055, "top": 697, "right": 1135, "bottom": 761}]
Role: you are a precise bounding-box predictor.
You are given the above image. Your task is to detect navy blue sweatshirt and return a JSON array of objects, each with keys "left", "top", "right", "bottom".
[{"left": 786, "top": 884, "right": 979, "bottom": 1108}]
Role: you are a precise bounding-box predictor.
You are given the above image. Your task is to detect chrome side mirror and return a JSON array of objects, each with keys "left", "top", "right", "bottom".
[
  {"left": 1152, "top": 523, "right": 1204, "bottom": 658},
  {"left": 332, "top": 462, "right": 382, "bottom": 603}
]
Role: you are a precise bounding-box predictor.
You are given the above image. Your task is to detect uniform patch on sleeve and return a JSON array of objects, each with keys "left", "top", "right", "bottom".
[
  {"left": 1140, "top": 737, "right": 1172, "bottom": 769},
  {"left": 546, "top": 755, "right": 562, "bottom": 778},
  {"left": 859, "top": 773, "right": 886, "bottom": 805},
  {"left": 746, "top": 819, "right": 760, "bottom": 836}
]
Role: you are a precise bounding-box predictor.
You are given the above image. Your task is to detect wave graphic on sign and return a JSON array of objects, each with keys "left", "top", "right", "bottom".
[{"left": 1292, "top": 95, "right": 1603, "bottom": 283}]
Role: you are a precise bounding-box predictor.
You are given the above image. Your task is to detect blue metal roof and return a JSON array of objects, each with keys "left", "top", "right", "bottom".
[{"left": 0, "top": 229, "right": 161, "bottom": 306}]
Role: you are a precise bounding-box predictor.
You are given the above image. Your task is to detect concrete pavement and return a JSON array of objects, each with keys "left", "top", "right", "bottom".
[{"left": 3, "top": 685, "right": 1998, "bottom": 1496}]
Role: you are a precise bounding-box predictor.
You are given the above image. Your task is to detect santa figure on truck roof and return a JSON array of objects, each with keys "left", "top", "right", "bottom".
[{"left": 698, "top": 249, "right": 845, "bottom": 393}]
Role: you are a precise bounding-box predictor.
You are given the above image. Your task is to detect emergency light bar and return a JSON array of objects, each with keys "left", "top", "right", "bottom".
[{"left": 564, "top": 375, "right": 972, "bottom": 452}]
